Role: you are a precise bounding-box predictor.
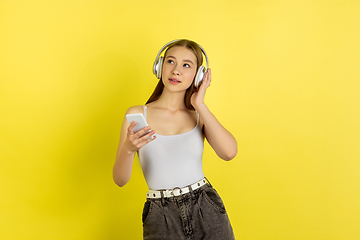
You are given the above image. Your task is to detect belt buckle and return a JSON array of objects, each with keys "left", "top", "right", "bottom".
[{"left": 172, "top": 187, "right": 184, "bottom": 197}]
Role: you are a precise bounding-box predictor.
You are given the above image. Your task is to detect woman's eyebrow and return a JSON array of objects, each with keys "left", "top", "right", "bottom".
[
  {"left": 183, "top": 59, "right": 195, "bottom": 65},
  {"left": 166, "top": 56, "right": 194, "bottom": 65}
]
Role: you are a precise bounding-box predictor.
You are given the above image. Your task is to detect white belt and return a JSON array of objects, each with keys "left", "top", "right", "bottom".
[{"left": 146, "top": 178, "right": 208, "bottom": 199}]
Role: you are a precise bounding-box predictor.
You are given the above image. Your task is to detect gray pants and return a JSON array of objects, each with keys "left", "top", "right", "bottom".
[{"left": 142, "top": 183, "right": 235, "bottom": 240}]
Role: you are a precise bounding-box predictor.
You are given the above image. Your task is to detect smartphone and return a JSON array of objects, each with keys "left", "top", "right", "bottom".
[{"left": 126, "top": 113, "right": 154, "bottom": 139}]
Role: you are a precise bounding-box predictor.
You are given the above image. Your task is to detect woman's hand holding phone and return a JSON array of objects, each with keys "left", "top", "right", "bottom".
[{"left": 124, "top": 114, "right": 156, "bottom": 152}]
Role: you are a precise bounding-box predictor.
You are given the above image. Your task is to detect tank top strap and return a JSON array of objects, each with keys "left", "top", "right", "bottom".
[{"left": 143, "top": 105, "right": 147, "bottom": 120}]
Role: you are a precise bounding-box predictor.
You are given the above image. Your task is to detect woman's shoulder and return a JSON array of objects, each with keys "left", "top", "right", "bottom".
[{"left": 125, "top": 105, "right": 145, "bottom": 114}]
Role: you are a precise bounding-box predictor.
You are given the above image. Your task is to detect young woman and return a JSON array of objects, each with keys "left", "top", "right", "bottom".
[{"left": 113, "top": 39, "right": 237, "bottom": 239}]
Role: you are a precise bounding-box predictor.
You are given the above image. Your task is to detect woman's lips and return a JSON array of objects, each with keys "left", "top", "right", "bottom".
[{"left": 169, "top": 78, "right": 181, "bottom": 84}]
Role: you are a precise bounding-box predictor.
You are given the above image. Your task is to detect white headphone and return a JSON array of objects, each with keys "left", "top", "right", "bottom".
[{"left": 152, "top": 39, "right": 209, "bottom": 88}]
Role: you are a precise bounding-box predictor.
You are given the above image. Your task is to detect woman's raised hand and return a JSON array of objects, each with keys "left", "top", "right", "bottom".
[
  {"left": 190, "top": 68, "right": 212, "bottom": 110},
  {"left": 124, "top": 121, "right": 156, "bottom": 152}
]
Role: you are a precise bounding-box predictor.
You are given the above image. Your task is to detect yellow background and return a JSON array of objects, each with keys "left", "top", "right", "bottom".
[{"left": 1, "top": 0, "right": 359, "bottom": 239}]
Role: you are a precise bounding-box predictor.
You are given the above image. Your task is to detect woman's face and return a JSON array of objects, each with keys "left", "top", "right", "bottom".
[{"left": 161, "top": 46, "right": 198, "bottom": 92}]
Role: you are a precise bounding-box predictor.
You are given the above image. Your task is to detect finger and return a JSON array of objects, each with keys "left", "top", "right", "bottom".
[
  {"left": 138, "top": 129, "right": 154, "bottom": 139},
  {"left": 147, "top": 134, "right": 157, "bottom": 143},
  {"left": 128, "top": 121, "right": 137, "bottom": 133},
  {"left": 135, "top": 126, "right": 152, "bottom": 138},
  {"left": 197, "top": 70, "right": 209, "bottom": 89},
  {"left": 202, "top": 71, "right": 209, "bottom": 84},
  {"left": 140, "top": 130, "right": 156, "bottom": 141},
  {"left": 135, "top": 131, "right": 156, "bottom": 148},
  {"left": 208, "top": 69, "right": 211, "bottom": 85},
  {"left": 199, "top": 74, "right": 210, "bottom": 92},
  {"left": 137, "top": 134, "right": 157, "bottom": 149},
  {"left": 205, "top": 69, "right": 211, "bottom": 86}
]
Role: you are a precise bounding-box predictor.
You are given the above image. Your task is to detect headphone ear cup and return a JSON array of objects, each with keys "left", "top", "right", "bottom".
[
  {"left": 194, "top": 66, "right": 206, "bottom": 88},
  {"left": 155, "top": 57, "right": 163, "bottom": 79}
]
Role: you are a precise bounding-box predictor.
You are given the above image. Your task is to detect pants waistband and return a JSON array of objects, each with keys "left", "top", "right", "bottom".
[{"left": 146, "top": 178, "right": 208, "bottom": 199}]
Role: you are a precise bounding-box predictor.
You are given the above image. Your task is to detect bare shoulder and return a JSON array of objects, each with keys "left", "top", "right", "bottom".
[
  {"left": 125, "top": 105, "right": 144, "bottom": 114},
  {"left": 145, "top": 101, "right": 157, "bottom": 109}
]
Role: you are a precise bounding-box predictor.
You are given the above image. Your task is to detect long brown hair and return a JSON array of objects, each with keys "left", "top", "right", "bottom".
[{"left": 146, "top": 39, "right": 204, "bottom": 110}]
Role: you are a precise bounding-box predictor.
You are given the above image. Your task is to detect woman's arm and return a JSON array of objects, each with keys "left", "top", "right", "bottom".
[
  {"left": 191, "top": 69, "right": 237, "bottom": 161},
  {"left": 197, "top": 104, "right": 237, "bottom": 160},
  {"left": 113, "top": 106, "right": 156, "bottom": 187}
]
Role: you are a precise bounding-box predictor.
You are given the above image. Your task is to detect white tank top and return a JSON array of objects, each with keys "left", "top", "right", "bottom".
[{"left": 138, "top": 105, "right": 205, "bottom": 190}]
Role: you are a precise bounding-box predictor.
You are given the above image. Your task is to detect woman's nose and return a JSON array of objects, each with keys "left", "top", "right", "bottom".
[{"left": 172, "top": 64, "right": 181, "bottom": 75}]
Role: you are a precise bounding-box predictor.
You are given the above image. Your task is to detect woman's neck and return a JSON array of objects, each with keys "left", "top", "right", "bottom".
[{"left": 155, "top": 88, "right": 187, "bottom": 111}]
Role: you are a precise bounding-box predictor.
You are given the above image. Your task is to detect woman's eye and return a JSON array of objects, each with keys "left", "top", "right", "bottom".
[
  {"left": 183, "top": 64, "right": 190, "bottom": 68},
  {"left": 167, "top": 60, "right": 174, "bottom": 64}
]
